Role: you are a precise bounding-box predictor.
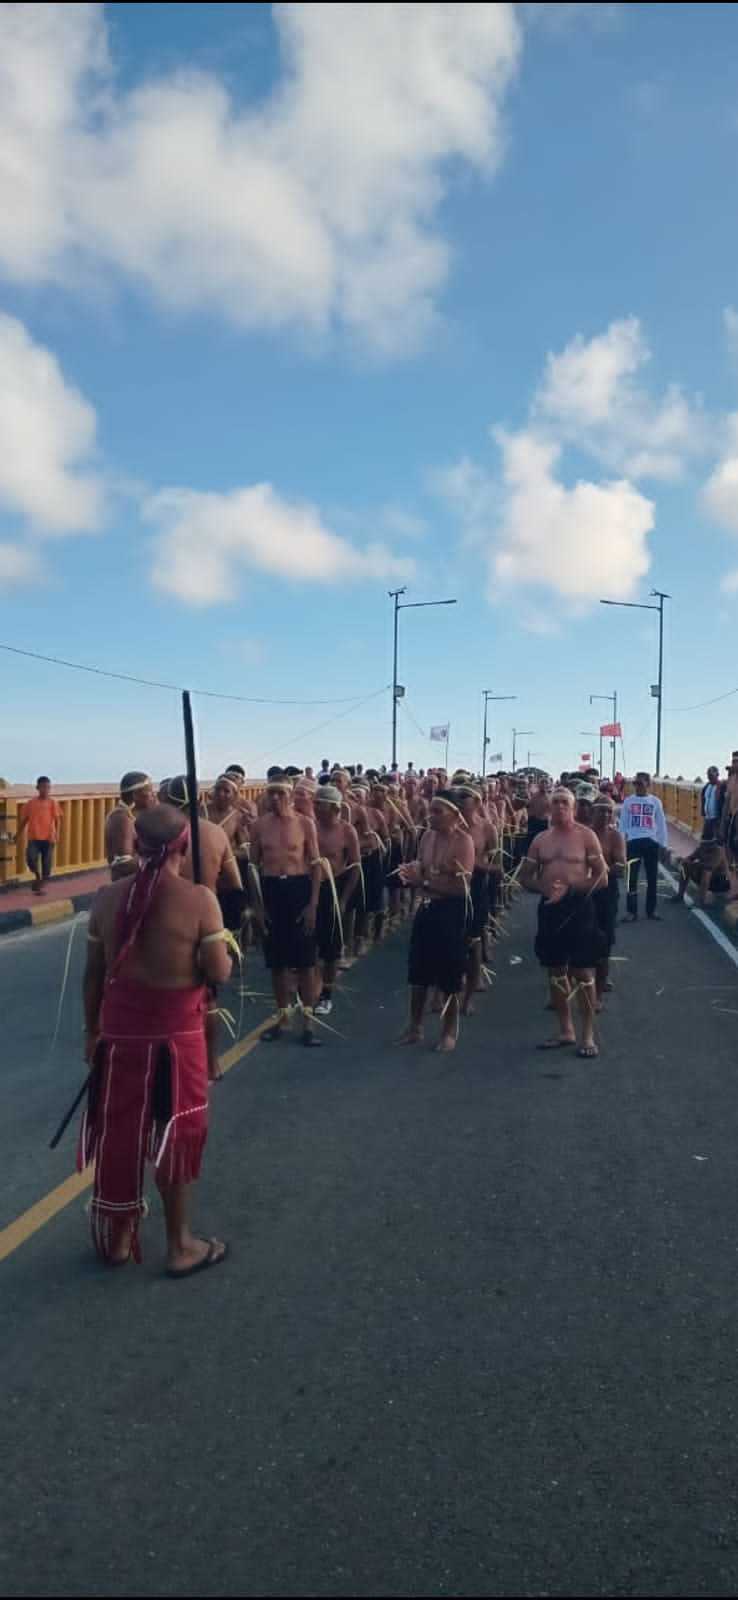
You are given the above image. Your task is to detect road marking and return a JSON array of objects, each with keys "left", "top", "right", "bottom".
[
  {"left": 659, "top": 865, "right": 738, "bottom": 970},
  {"left": 0, "top": 1014, "right": 275, "bottom": 1265}
]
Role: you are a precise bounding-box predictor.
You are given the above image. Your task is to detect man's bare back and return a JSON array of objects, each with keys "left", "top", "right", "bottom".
[
  {"left": 89, "top": 875, "right": 226, "bottom": 989},
  {"left": 181, "top": 817, "right": 240, "bottom": 895}
]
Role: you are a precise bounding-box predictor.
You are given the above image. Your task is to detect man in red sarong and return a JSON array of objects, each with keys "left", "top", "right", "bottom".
[{"left": 80, "top": 805, "right": 232, "bottom": 1276}]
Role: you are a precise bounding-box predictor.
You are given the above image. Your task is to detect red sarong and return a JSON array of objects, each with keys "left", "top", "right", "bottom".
[{"left": 78, "top": 979, "right": 209, "bottom": 1263}]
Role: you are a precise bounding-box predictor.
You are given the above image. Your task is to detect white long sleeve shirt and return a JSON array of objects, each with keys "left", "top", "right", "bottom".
[{"left": 618, "top": 793, "right": 668, "bottom": 848}]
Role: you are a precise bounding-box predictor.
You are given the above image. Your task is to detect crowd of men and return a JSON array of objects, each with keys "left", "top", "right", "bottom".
[{"left": 60, "top": 750, "right": 738, "bottom": 1277}]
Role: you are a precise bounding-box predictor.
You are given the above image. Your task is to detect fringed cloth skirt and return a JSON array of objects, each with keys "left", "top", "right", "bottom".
[{"left": 78, "top": 980, "right": 209, "bottom": 1263}]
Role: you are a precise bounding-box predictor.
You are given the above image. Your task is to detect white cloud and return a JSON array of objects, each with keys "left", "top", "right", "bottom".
[
  {"left": 703, "top": 413, "right": 738, "bottom": 538},
  {"left": 534, "top": 317, "right": 706, "bottom": 482},
  {"left": 721, "top": 568, "right": 738, "bottom": 594},
  {"left": 0, "top": 1, "right": 523, "bottom": 354},
  {"left": 146, "top": 482, "right": 415, "bottom": 606},
  {"left": 0, "top": 313, "right": 104, "bottom": 535},
  {"left": 0, "top": 541, "right": 41, "bottom": 587},
  {"left": 379, "top": 505, "right": 428, "bottom": 541},
  {"left": 492, "top": 429, "right": 654, "bottom": 601}
]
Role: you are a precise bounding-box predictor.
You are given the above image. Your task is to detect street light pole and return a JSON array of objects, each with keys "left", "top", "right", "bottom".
[
  {"left": 388, "top": 589, "right": 457, "bottom": 767},
  {"left": 512, "top": 728, "right": 534, "bottom": 773},
  {"left": 482, "top": 691, "right": 516, "bottom": 777},
  {"left": 600, "top": 591, "right": 670, "bottom": 774}
]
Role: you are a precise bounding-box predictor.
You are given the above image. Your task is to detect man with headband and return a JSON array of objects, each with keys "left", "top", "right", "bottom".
[
  {"left": 520, "top": 786, "right": 608, "bottom": 1059},
  {"left": 161, "top": 776, "right": 243, "bottom": 901},
  {"left": 104, "top": 771, "right": 156, "bottom": 880},
  {"left": 80, "top": 805, "right": 232, "bottom": 1274},
  {"left": 396, "top": 790, "right": 475, "bottom": 1053},
  {"left": 249, "top": 770, "right": 323, "bottom": 1046},
  {"left": 313, "top": 785, "right": 361, "bottom": 1017}
]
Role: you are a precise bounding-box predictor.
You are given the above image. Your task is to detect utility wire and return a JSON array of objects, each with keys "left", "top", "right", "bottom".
[
  {"left": 0, "top": 642, "right": 385, "bottom": 707},
  {"left": 252, "top": 685, "right": 392, "bottom": 763}
]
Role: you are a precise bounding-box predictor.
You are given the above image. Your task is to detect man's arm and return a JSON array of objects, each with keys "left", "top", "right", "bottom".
[
  {"left": 519, "top": 838, "right": 542, "bottom": 893},
  {"left": 219, "top": 841, "right": 243, "bottom": 892},
  {"left": 585, "top": 830, "right": 609, "bottom": 891},
  {"left": 302, "top": 818, "right": 322, "bottom": 931},
  {"left": 197, "top": 887, "right": 233, "bottom": 986},
  {"left": 83, "top": 896, "right": 107, "bottom": 1062},
  {"left": 340, "top": 824, "right": 361, "bottom": 911}
]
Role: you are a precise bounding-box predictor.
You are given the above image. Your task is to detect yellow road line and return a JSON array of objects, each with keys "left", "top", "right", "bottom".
[{"left": 0, "top": 1015, "right": 274, "bottom": 1265}]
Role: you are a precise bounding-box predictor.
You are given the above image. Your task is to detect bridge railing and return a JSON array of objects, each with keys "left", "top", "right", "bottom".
[{"left": 0, "top": 781, "right": 265, "bottom": 889}]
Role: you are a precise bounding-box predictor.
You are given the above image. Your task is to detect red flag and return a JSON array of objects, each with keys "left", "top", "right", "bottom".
[{"left": 600, "top": 722, "right": 622, "bottom": 739}]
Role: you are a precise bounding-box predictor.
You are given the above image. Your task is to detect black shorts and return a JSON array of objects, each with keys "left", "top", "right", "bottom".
[
  {"left": 262, "top": 876, "right": 316, "bottom": 972},
  {"left": 337, "top": 865, "right": 363, "bottom": 918},
  {"left": 535, "top": 891, "right": 606, "bottom": 971},
  {"left": 469, "top": 867, "right": 490, "bottom": 941},
  {"left": 315, "top": 879, "right": 344, "bottom": 965},
  {"left": 408, "top": 896, "right": 468, "bottom": 995},
  {"left": 592, "top": 875, "right": 619, "bottom": 956},
  {"left": 386, "top": 837, "right": 403, "bottom": 888},
  {"left": 217, "top": 886, "right": 248, "bottom": 932},
  {"left": 362, "top": 849, "right": 385, "bottom": 915}
]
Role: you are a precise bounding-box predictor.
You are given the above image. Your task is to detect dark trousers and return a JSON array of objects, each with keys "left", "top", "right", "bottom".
[
  {"left": 627, "top": 838, "right": 659, "bottom": 917},
  {"left": 26, "top": 839, "right": 53, "bottom": 881}
]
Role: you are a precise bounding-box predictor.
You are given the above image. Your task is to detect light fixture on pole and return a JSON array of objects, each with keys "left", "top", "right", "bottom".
[
  {"left": 482, "top": 691, "right": 516, "bottom": 777},
  {"left": 512, "top": 728, "right": 534, "bottom": 773},
  {"left": 600, "top": 590, "right": 670, "bottom": 774},
  {"left": 388, "top": 589, "right": 457, "bottom": 767},
  {"left": 589, "top": 691, "right": 618, "bottom": 778}
]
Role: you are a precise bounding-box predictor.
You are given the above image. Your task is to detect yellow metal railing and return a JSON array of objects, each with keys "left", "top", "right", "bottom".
[{"left": 0, "top": 782, "right": 265, "bottom": 888}]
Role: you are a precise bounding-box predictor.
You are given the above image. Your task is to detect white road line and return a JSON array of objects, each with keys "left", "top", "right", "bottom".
[{"left": 658, "top": 864, "right": 738, "bottom": 971}]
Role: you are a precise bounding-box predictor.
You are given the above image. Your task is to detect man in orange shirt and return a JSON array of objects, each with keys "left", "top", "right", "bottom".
[{"left": 17, "top": 776, "right": 63, "bottom": 894}]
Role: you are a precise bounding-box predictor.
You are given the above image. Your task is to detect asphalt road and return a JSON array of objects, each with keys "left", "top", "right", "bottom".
[{"left": 4, "top": 887, "right": 738, "bottom": 1598}]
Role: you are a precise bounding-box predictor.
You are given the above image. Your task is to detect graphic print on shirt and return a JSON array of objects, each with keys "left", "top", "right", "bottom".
[{"left": 629, "top": 803, "right": 655, "bottom": 831}]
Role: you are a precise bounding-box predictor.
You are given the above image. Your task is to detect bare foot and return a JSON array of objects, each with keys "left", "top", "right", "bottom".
[
  {"left": 435, "top": 1033, "right": 457, "bottom": 1053},
  {"left": 397, "top": 1027, "right": 423, "bottom": 1046},
  {"left": 167, "top": 1236, "right": 227, "bottom": 1276},
  {"left": 109, "top": 1225, "right": 133, "bottom": 1266},
  {"left": 461, "top": 1002, "right": 475, "bottom": 1017}
]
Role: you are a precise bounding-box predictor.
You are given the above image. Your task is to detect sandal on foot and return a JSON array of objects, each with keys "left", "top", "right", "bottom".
[
  {"left": 537, "top": 1038, "right": 575, "bottom": 1051},
  {"left": 576, "top": 1044, "right": 599, "bottom": 1060},
  {"left": 167, "top": 1240, "right": 228, "bottom": 1280}
]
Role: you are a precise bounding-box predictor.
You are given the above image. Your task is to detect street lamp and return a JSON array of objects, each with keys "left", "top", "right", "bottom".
[
  {"left": 388, "top": 588, "right": 457, "bottom": 766},
  {"left": 600, "top": 590, "right": 670, "bottom": 774},
  {"left": 589, "top": 691, "right": 618, "bottom": 778},
  {"left": 482, "top": 691, "right": 516, "bottom": 777},
  {"left": 512, "top": 728, "right": 534, "bottom": 773}
]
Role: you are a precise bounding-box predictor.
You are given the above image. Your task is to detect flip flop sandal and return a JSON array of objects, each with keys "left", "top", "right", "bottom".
[
  {"left": 537, "top": 1038, "right": 575, "bottom": 1051},
  {"left": 167, "top": 1240, "right": 229, "bottom": 1280},
  {"left": 576, "top": 1045, "right": 599, "bottom": 1059}
]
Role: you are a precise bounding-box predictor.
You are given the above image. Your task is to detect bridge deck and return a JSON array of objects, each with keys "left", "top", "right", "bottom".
[{"left": 2, "top": 888, "right": 738, "bottom": 1598}]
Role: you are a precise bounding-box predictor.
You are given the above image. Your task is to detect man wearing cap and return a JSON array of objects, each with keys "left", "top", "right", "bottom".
[
  {"left": 313, "top": 786, "right": 361, "bottom": 1016},
  {"left": 618, "top": 773, "right": 668, "bottom": 922},
  {"left": 105, "top": 771, "right": 156, "bottom": 880},
  {"left": 520, "top": 787, "right": 608, "bottom": 1059},
  {"left": 396, "top": 792, "right": 475, "bottom": 1052},
  {"left": 249, "top": 771, "right": 322, "bottom": 1046}
]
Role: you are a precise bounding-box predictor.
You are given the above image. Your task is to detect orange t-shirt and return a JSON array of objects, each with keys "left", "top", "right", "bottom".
[{"left": 24, "top": 797, "right": 62, "bottom": 841}]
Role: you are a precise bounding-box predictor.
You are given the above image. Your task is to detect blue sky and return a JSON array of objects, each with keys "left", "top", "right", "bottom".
[{"left": 2, "top": 2, "right": 738, "bottom": 783}]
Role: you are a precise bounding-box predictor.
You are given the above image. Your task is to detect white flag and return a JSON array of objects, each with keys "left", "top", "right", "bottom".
[{"left": 430, "top": 724, "right": 449, "bottom": 742}]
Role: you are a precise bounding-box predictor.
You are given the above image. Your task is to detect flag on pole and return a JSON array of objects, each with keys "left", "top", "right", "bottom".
[
  {"left": 580, "top": 753, "right": 591, "bottom": 763},
  {"left": 430, "top": 724, "right": 449, "bottom": 742},
  {"left": 600, "top": 722, "right": 622, "bottom": 738}
]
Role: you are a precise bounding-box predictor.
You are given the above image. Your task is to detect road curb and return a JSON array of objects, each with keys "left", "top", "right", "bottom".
[{"left": 0, "top": 889, "right": 97, "bottom": 939}]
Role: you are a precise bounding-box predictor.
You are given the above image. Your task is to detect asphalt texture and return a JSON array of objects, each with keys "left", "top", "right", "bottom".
[{"left": 4, "top": 885, "right": 738, "bottom": 1598}]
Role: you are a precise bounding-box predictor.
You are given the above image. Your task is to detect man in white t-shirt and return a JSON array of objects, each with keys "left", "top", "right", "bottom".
[{"left": 618, "top": 772, "right": 668, "bottom": 921}]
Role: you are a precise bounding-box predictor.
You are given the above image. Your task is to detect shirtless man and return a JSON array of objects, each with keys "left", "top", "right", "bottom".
[
  {"left": 249, "top": 773, "right": 322, "bottom": 1045},
  {"left": 520, "top": 787, "right": 608, "bottom": 1059},
  {"left": 293, "top": 778, "right": 317, "bottom": 819},
  {"left": 105, "top": 771, "right": 155, "bottom": 880},
  {"left": 207, "top": 774, "right": 252, "bottom": 860},
  {"left": 454, "top": 786, "right": 498, "bottom": 1016},
  {"left": 371, "top": 780, "right": 407, "bottom": 927},
  {"left": 82, "top": 805, "right": 231, "bottom": 1275},
  {"left": 591, "top": 794, "right": 626, "bottom": 1003},
  {"left": 397, "top": 793, "right": 475, "bottom": 1052},
  {"left": 313, "top": 785, "right": 361, "bottom": 1016},
  {"left": 404, "top": 775, "right": 429, "bottom": 831},
  {"left": 161, "top": 777, "right": 242, "bottom": 900},
  {"left": 224, "top": 764, "right": 257, "bottom": 823},
  {"left": 351, "top": 782, "right": 389, "bottom": 950},
  {"left": 525, "top": 779, "right": 551, "bottom": 856}
]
